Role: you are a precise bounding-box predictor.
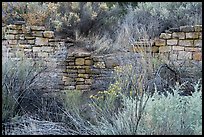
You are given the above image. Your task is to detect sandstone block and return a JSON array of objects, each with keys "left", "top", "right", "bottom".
[
  {"left": 151, "top": 46, "right": 159, "bottom": 53},
  {"left": 32, "top": 31, "right": 43, "bottom": 37},
  {"left": 178, "top": 51, "right": 192, "bottom": 60},
  {"left": 30, "top": 26, "right": 45, "bottom": 31},
  {"left": 78, "top": 69, "right": 86, "bottom": 73},
  {"left": 78, "top": 74, "right": 89, "bottom": 79},
  {"left": 167, "top": 39, "right": 178, "bottom": 46},
  {"left": 184, "top": 47, "right": 201, "bottom": 52},
  {"left": 194, "top": 25, "right": 202, "bottom": 32},
  {"left": 76, "top": 85, "right": 90, "bottom": 90},
  {"left": 85, "top": 59, "right": 93, "bottom": 66},
  {"left": 25, "top": 36, "right": 35, "bottom": 40},
  {"left": 6, "top": 29, "right": 18, "bottom": 34},
  {"left": 76, "top": 78, "right": 85, "bottom": 82},
  {"left": 85, "top": 67, "right": 91, "bottom": 73},
  {"left": 8, "top": 40, "right": 18, "bottom": 45},
  {"left": 38, "top": 52, "right": 49, "bottom": 58},
  {"left": 75, "top": 58, "right": 85, "bottom": 65},
  {"left": 172, "top": 32, "right": 185, "bottom": 39},
  {"left": 27, "top": 40, "right": 35, "bottom": 44},
  {"left": 172, "top": 46, "right": 184, "bottom": 51},
  {"left": 194, "top": 40, "right": 202, "bottom": 47},
  {"left": 5, "top": 34, "right": 15, "bottom": 39},
  {"left": 159, "top": 46, "right": 171, "bottom": 52},
  {"left": 85, "top": 79, "right": 92, "bottom": 84},
  {"left": 179, "top": 40, "right": 194, "bottom": 47},
  {"left": 180, "top": 26, "right": 194, "bottom": 32},
  {"left": 154, "top": 39, "right": 166, "bottom": 46},
  {"left": 186, "top": 32, "right": 199, "bottom": 39},
  {"left": 19, "top": 44, "right": 32, "bottom": 49},
  {"left": 43, "top": 31, "right": 54, "bottom": 38},
  {"left": 68, "top": 62, "right": 75, "bottom": 66},
  {"left": 159, "top": 33, "right": 172, "bottom": 39},
  {"left": 66, "top": 69, "right": 78, "bottom": 73},
  {"left": 193, "top": 52, "right": 202, "bottom": 61},
  {"left": 42, "top": 47, "right": 54, "bottom": 52},
  {"left": 33, "top": 47, "right": 42, "bottom": 52},
  {"left": 35, "top": 37, "right": 48, "bottom": 45},
  {"left": 7, "top": 24, "right": 22, "bottom": 30}
]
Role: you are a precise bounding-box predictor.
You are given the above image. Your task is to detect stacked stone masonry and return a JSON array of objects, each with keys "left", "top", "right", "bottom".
[
  {"left": 2, "top": 22, "right": 202, "bottom": 93},
  {"left": 132, "top": 25, "right": 202, "bottom": 66}
]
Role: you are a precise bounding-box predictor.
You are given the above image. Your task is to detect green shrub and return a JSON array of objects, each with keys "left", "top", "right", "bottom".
[{"left": 137, "top": 80, "right": 202, "bottom": 135}]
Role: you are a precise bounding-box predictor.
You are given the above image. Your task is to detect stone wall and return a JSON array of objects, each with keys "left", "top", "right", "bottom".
[
  {"left": 2, "top": 22, "right": 202, "bottom": 93},
  {"left": 2, "top": 22, "right": 72, "bottom": 93},
  {"left": 132, "top": 25, "right": 202, "bottom": 67}
]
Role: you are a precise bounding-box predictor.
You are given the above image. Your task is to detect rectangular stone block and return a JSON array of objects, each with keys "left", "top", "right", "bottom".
[
  {"left": 194, "top": 25, "right": 202, "bottom": 32},
  {"left": 180, "top": 26, "right": 194, "bottom": 32},
  {"left": 68, "top": 62, "right": 75, "bottom": 66},
  {"left": 6, "top": 29, "right": 18, "bottom": 34},
  {"left": 42, "top": 47, "right": 54, "bottom": 52},
  {"left": 78, "top": 74, "right": 89, "bottom": 78},
  {"left": 85, "top": 59, "right": 93, "bottom": 65},
  {"left": 27, "top": 40, "right": 35, "bottom": 44},
  {"left": 35, "top": 37, "right": 48, "bottom": 45},
  {"left": 159, "top": 33, "right": 172, "bottom": 39},
  {"left": 75, "top": 58, "right": 85, "bottom": 65},
  {"left": 154, "top": 39, "right": 166, "bottom": 46},
  {"left": 178, "top": 40, "right": 194, "bottom": 47},
  {"left": 76, "top": 78, "right": 85, "bottom": 82},
  {"left": 172, "top": 32, "right": 185, "bottom": 39},
  {"left": 43, "top": 31, "right": 54, "bottom": 38},
  {"left": 167, "top": 39, "right": 178, "bottom": 46},
  {"left": 172, "top": 46, "right": 184, "bottom": 51},
  {"left": 8, "top": 40, "right": 18, "bottom": 45},
  {"left": 85, "top": 79, "right": 92, "bottom": 84},
  {"left": 159, "top": 46, "right": 171, "bottom": 52},
  {"left": 76, "top": 85, "right": 90, "bottom": 90},
  {"left": 151, "top": 46, "right": 159, "bottom": 53},
  {"left": 32, "top": 31, "right": 43, "bottom": 37},
  {"left": 30, "top": 26, "right": 45, "bottom": 31},
  {"left": 186, "top": 32, "right": 199, "bottom": 39},
  {"left": 19, "top": 44, "right": 32, "bottom": 49},
  {"left": 194, "top": 40, "right": 202, "bottom": 47},
  {"left": 185, "top": 47, "right": 201, "bottom": 52},
  {"left": 33, "top": 47, "right": 42, "bottom": 52},
  {"left": 193, "top": 52, "right": 202, "bottom": 61},
  {"left": 78, "top": 69, "right": 86, "bottom": 73},
  {"left": 178, "top": 51, "right": 192, "bottom": 60},
  {"left": 38, "top": 52, "right": 49, "bottom": 58},
  {"left": 5, "top": 34, "right": 15, "bottom": 39}
]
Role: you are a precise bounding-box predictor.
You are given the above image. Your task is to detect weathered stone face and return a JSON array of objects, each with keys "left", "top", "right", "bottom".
[
  {"left": 75, "top": 58, "right": 85, "bottom": 65},
  {"left": 43, "top": 31, "right": 54, "bottom": 38},
  {"left": 35, "top": 37, "right": 48, "bottom": 45}
]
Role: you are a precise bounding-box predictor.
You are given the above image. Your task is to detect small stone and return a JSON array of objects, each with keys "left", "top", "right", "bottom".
[
  {"left": 76, "top": 78, "right": 85, "bottom": 82},
  {"left": 43, "top": 31, "right": 54, "bottom": 38},
  {"left": 194, "top": 40, "right": 202, "bottom": 47},
  {"left": 32, "top": 31, "right": 43, "bottom": 37},
  {"left": 154, "top": 39, "right": 166, "bottom": 46},
  {"left": 78, "top": 69, "right": 86, "bottom": 73},
  {"left": 179, "top": 40, "right": 194, "bottom": 47},
  {"left": 78, "top": 74, "right": 89, "bottom": 79},
  {"left": 31, "top": 26, "right": 45, "bottom": 31},
  {"left": 85, "top": 60, "right": 93, "bottom": 66},
  {"left": 159, "top": 33, "right": 172, "bottom": 39},
  {"left": 35, "top": 37, "right": 48, "bottom": 45},
  {"left": 159, "top": 46, "right": 171, "bottom": 52},
  {"left": 167, "top": 39, "right": 178, "bottom": 46},
  {"left": 186, "top": 32, "right": 199, "bottom": 39},
  {"left": 172, "top": 46, "right": 184, "bottom": 51},
  {"left": 180, "top": 26, "right": 194, "bottom": 32},
  {"left": 194, "top": 25, "right": 202, "bottom": 32},
  {"left": 33, "top": 47, "right": 42, "bottom": 52},
  {"left": 5, "top": 34, "right": 15, "bottom": 39},
  {"left": 172, "top": 32, "right": 185, "bottom": 39},
  {"left": 193, "top": 52, "right": 202, "bottom": 61},
  {"left": 76, "top": 85, "right": 90, "bottom": 90},
  {"left": 75, "top": 58, "right": 85, "bottom": 65}
]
